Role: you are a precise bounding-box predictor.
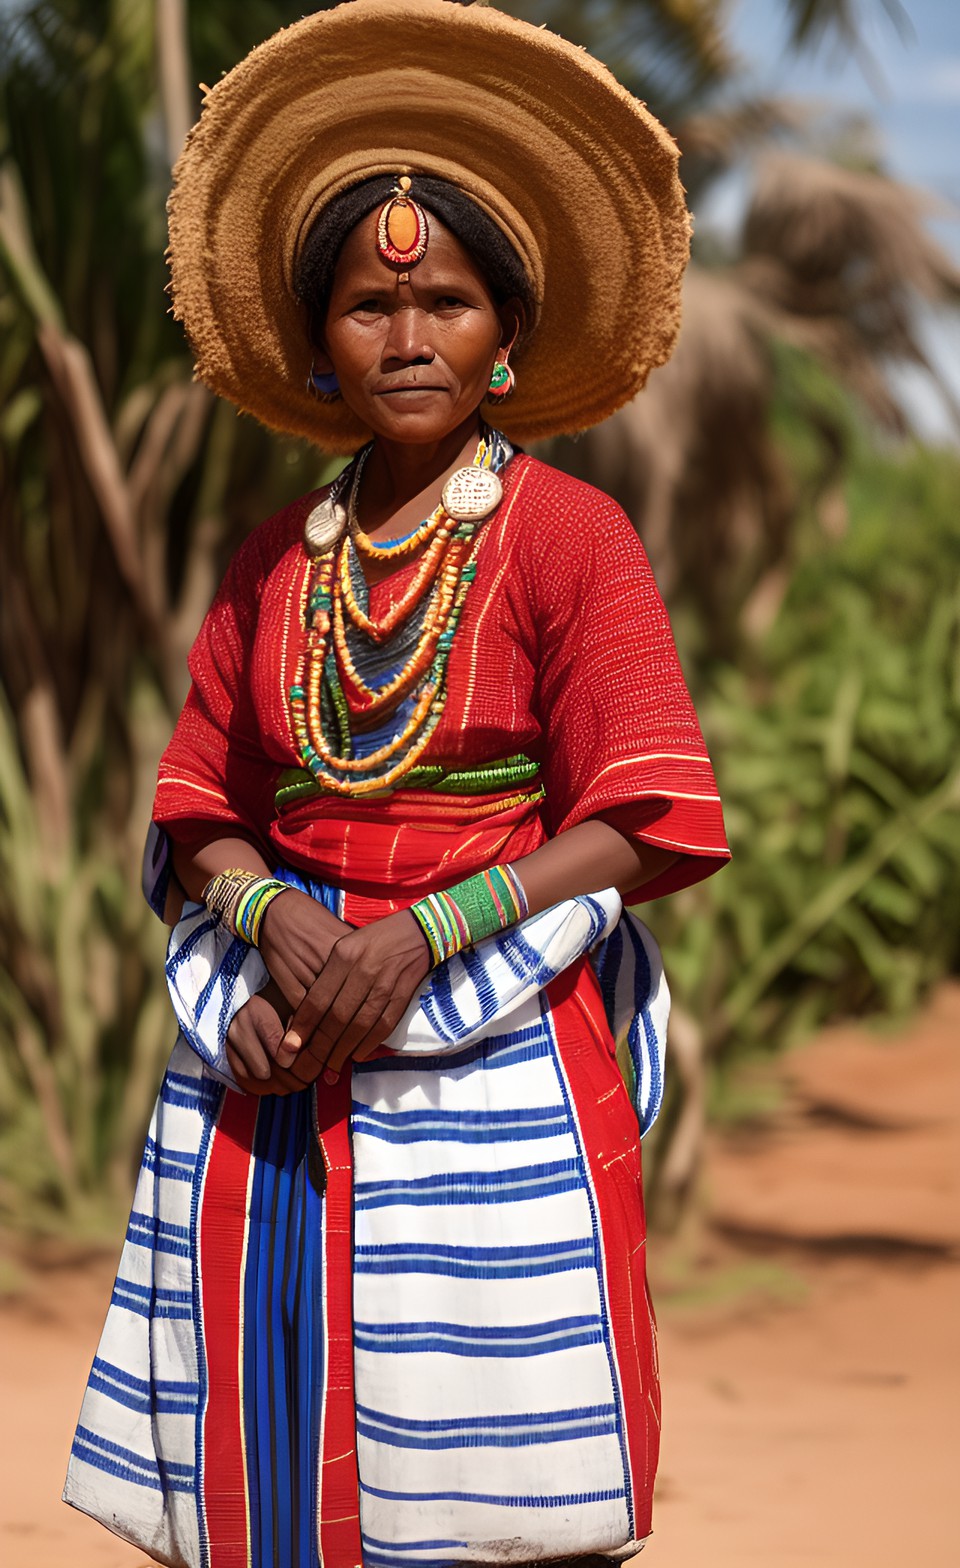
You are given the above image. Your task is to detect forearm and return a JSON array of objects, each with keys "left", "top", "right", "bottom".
[
  {"left": 170, "top": 832, "right": 273, "bottom": 905},
  {"left": 511, "top": 817, "right": 677, "bottom": 916}
]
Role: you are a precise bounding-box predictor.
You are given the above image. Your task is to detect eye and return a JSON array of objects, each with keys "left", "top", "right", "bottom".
[
  {"left": 348, "top": 298, "right": 384, "bottom": 316},
  {"left": 435, "top": 294, "right": 468, "bottom": 309}
]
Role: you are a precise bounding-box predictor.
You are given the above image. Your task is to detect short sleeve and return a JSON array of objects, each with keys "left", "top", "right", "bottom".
[
  {"left": 152, "top": 509, "right": 299, "bottom": 852},
  {"left": 518, "top": 478, "right": 729, "bottom": 899}
]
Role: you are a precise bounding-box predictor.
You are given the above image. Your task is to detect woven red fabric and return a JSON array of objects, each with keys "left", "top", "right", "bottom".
[{"left": 154, "top": 455, "right": 729, "bottom": 905}]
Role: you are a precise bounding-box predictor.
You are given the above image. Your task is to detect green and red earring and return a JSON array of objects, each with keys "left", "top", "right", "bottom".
[
  {"left": 487, "top": 357, "right": 515, "bottom": 399},
  {"left": 487, "top": 321, "right": 519, "bottom": 401}
]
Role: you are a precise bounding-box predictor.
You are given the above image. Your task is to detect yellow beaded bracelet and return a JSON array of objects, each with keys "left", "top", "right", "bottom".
[{"left": 202, "top": 868, "right": 289, "bottom": 947}]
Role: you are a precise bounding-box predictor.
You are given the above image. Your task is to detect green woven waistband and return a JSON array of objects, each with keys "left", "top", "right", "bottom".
[{"left": 275, "top": 754, "right": 541, "bottom": 810}]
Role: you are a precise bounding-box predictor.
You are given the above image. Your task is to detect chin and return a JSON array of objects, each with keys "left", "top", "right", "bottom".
[{"left": 368, "top": 406, "right": 471, "bottom": 443}]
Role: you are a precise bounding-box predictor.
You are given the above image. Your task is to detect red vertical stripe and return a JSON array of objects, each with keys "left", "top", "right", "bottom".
[
  {"left": 315, "top": 1073, "right": 363, "bottom": 1568},
  {"left": 545, "top": 962, "right": 661, "bottom": 1541},
  {"left": 200, "top": 1090, "right": 260, "bottom": 1568}
]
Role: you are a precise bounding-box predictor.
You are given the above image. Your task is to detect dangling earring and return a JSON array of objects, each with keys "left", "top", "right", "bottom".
[
  {"left": 487, "top": 319, "right": 519, "bottom": 401},
  {"left": 308, "top": 363, "right": 341, "bottom": 401},
  {"left": 487, "top": 356, "right": 515, "bottom": 400}
]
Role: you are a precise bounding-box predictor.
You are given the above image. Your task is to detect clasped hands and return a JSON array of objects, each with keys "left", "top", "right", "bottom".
[{"left": 225, "top": 888, "right": 432, "bottom": 1096}]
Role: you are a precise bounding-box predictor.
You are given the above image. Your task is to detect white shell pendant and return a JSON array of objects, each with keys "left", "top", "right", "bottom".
[
  {"left": 441, "top": 466, "right": 503, "bottom": 522},
  {"left": 303, "top": 488, "right": 347, "bottom": 556}
]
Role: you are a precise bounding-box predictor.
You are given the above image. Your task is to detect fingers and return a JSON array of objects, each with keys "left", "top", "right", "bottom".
[
  {"left": 322, "top": 993, "right": 410, "bottom": 1081},
  {"left": 226, "top": 999, "right": 273, "bottom": 1082},
  {"left": 281, "top": 940, "right": 355, "bottom": 1055},
  {"left": 227, "top": 993, "right": 304, "bottom": 1093},
  {"left": 227, "top": 1044, "right": 306, "bottom": 1098},
  {"left": 276, "top": 913, "right": 433, "bottom": 1086},
  {"left": 285, "top": 968, "right": 400, "bottom": 1084},
  {"left": 258, "top": 890, "right": 354, "bottom": 1010}
]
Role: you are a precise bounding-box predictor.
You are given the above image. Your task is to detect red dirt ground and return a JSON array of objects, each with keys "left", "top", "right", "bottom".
[{"left": 2, "top": 985, "right": 957, "bottom": 1567}]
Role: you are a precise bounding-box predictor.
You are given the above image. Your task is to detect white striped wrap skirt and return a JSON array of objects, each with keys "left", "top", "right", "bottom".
[{"left": 64, "top": 867, "right": 669, "bottom": 1568}]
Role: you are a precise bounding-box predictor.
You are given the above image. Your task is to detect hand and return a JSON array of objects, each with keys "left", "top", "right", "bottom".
[
  {"left": 225, "top": 990, "right": 305, "bottom": 1095},
  {"left": 257, "top": 887, "right": 354, "bottom": 1014},
  {"left": 282, "top": 909, "right": 432, "bottom": 1084}
]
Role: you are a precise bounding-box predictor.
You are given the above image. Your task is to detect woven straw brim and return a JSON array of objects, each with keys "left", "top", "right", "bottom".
[{"left": 167, "top": 0, "right": 691, "bottom": 453}]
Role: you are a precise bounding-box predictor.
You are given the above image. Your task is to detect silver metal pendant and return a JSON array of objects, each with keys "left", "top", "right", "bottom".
[
  {"left": 441, "top": 466, "right": 503, "bottom": 522},
  {"left": 303, "top": 485, "right": 348, "bottom": 556}
]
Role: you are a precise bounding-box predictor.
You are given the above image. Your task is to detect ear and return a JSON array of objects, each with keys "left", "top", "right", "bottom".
[
  {"left": 496, "top": 297, "right": 525, "bottom": 352},
  {"left": 310, "top": 342, "right": 336, "bottom": 375}
]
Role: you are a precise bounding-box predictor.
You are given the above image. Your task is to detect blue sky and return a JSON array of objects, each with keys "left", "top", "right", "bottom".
[
  {"left": 708, "top": 0, "right": 960, "bottom": 442},
  {"left": 727, "top": 0, "right": 960, "bottom": 248}
]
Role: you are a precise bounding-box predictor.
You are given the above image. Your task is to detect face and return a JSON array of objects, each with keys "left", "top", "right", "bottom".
[{"left": 315, "top": 209, "right": 517, "bottom": 444}]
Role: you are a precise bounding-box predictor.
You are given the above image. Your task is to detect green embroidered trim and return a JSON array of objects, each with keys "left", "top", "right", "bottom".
[{"left": 275, "top": 753, "right": 541, "bottom": 810}]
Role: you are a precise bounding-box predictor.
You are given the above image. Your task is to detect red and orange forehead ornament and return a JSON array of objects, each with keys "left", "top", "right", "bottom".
[{"left": 376, "top": 175, "right": 429, "bottom": 271}]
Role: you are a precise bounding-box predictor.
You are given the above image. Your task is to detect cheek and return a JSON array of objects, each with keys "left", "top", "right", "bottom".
[
  {"left": 442, "top": 318, "right": 501, "bottom": 381},
  {"left": 325, "top": 319, "right": 383, "bottom": 375}
]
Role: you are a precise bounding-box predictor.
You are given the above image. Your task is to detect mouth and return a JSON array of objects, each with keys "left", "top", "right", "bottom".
[{"left": 375, "top": 383, "right": 448, "bottom": 397}]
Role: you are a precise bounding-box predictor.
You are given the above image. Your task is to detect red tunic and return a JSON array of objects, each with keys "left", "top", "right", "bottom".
[
  {"left": 154, "top": 454, "right": 729, "bottom": 909},
  {"left": 137, "top": 454, "right": 731, "bottom": 1563}
]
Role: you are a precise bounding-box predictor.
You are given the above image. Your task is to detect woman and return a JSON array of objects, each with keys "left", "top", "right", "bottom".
[{"left": 65, "top": 5, "right": 728, "bottom": 1567}]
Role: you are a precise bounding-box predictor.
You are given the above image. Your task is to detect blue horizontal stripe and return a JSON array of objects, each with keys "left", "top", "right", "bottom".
[
  {"left": 352, "top": 1254, "right": 590, "bottom": 1279},
  {"left": 75, "top": 1425, "right": 194, "bottom": 1477},
  {"left": 352, "top": 1115, "right": 570, "bottom": 1146},
  {"left": 110, "top": 1285, "right": 154, "bottom": 1319},
  {"left": 353, "top": 1237, "right": 594, "bottom": 1279},
  {"left": 160, "top": 1071, "right": 221, "bottom": 1111},
  {"left": 87, "top": 1371, "right": 151, "bottom": 1413},
  {"left": 355, "top": 1238, "right": 591, "bottom": 1264},
  {"left": 71, "top": 1438, "right": 164, "bottom": 1493},
  {"left": 361, "top": 1536, "right": 468, "bottom": 1552},
  {"left": 359, "top": 1481, "right": 627, "bottom": 1508},
  {"left": 125, "top": 1211, "right": 191, "bottom": 1257},
  {"left": 357, "top": 1417, "right": 616, "bottom": 1450},
  {"left": 110, "top": 1277, "right": 192, "bottom": 1304},
  {"left": 356, "top": 1314, "right": 599, "bottom": 1343},
  {"left": 354, "top": 1158, "right": 583, "bottom": 1212},
  {"left": 152, "top": 1159, "right": 196, "bottom": 1183},
  {"left": 356, "top": 1175, "right": 583, "bottom": 1211},
  {"left": 352, "top": 1103, "right": 566, "bottom": 1127},
  {"left": 142, "top": 1138, "right": 196, "bottom": 1182},
  {"left": 88, "top": 1371, "right": 195, "bottom": 1418},
  {"left": 355, "top": 1327, "right": 603, "bottom": 1359},
  {"left": 110, "top": 1278, "right": 193, "bottom": 1320},
  {"left": 72, "top": 1425, "right": 194, "bottom": 1493},
  {"left": 88, "top": 1361, "right": 196, "bottom": 1423},
  {"left": 355, "top": 1400, "right": 617, "bottom": 1434},
  {"left": 354, "top": 1025, "right": 551, "bottom": 1077}
]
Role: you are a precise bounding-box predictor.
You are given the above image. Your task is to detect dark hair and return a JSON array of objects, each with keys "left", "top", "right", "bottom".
[{"left": 294, "top": 174, "right": 534, "bottom": 343}]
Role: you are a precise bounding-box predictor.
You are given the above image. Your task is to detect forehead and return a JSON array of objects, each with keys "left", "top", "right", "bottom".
[{"left": 330, "top": 209, "right": 494, "bottom": 294}]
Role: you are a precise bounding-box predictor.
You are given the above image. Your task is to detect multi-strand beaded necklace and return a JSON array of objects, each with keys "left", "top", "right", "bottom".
[{"left": 289, "top": 428, "right": 512, "bottom": 798}]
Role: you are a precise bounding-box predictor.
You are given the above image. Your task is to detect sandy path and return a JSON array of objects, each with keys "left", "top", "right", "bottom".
[
  {"left": 2, "top": 988, "right": 957, "bottom": 1567},
  {"left": 654, "top": 1260, "right": 959, "bottom": 1565}
]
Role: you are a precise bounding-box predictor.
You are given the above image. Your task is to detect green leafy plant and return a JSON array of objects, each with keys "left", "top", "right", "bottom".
[{"left": 641, "top": 440, "right": 960, "bottom": 1217}]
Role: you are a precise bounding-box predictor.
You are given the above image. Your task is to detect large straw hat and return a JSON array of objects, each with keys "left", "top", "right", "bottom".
[{"left": 167, "top": 0, "right": 691, "bottom": 453}]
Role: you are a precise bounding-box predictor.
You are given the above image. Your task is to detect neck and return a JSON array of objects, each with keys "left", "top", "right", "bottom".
[{"left": 360, "top": 415, "right": 486, "bottom": 525}]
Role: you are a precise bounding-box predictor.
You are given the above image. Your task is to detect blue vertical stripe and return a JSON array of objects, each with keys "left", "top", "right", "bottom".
[{"left": 242, "top": 1090, "right": 324, "bottom": 1568}]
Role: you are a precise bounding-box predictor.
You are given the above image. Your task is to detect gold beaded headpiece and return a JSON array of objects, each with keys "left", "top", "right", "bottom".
[{"left": 375, "top": 175, "right": 429, "bottom": 270}]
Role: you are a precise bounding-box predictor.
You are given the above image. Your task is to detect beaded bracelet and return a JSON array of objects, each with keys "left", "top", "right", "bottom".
[
  {"left": 409, "top": 863, "right": 529, "bottom": 967},
  {"left": 202, "top": 868, "right": 290, "bottom": 948}
]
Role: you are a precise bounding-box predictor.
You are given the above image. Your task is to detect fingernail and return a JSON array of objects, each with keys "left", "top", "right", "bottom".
[
  {"left": 276, "top": 1047, "right": 297, "bottom": 1069},
  {"left": 323, "top": 1068, "right": 339, "bottom": 1085},
  {"left": 282, "top": 1032, "right": 301, "bottom": 1052}
]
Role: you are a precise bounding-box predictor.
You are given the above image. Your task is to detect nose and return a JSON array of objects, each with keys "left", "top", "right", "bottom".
[{"left": 382, "top": 304, "right": 435, "bottom": 368}]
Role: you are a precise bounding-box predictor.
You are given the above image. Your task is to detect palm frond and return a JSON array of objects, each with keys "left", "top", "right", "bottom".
[
  {"left": 782, "top": 0, "right": 913, "bottom": 54},
  {"left": 741, "top": 153, "right": 960, "bottom": 424}
]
